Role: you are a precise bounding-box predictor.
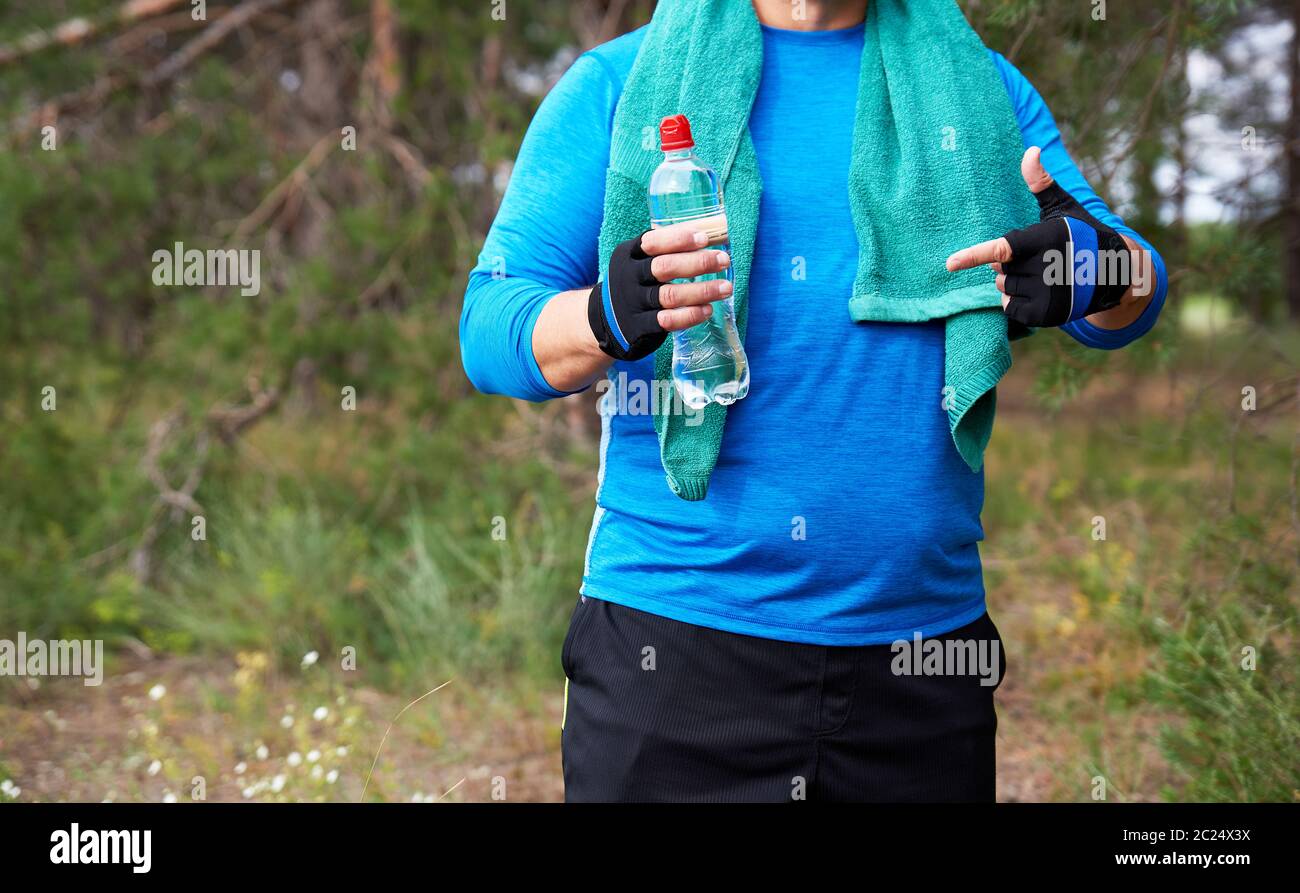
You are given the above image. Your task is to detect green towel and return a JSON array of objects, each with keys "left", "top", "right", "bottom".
[{"left": 597, "top": 0, "right": 1038, "bottom": 500}]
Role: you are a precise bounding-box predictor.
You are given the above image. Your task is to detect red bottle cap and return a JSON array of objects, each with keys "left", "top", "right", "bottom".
[{"left": 659, "top": 114, "right": 694, "bottom": 151}]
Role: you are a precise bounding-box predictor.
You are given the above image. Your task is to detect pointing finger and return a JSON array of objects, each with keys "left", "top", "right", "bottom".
[{"left": 945, "top": 237, "right": 1012, "bottom": 272}]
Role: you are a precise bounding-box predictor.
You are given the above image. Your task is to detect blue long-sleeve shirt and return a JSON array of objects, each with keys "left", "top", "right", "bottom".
[{"left": 460, "top": 22, "right": 1167, "bottom": 645}]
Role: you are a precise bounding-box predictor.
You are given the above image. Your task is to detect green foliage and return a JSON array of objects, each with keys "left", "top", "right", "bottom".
[
  {"left": 1146, "top": 602, "right": 1297, "bottom": 801},
  {"left": 0, "top": 0, "right": 599, "bottom": 690},
  {"left": 983, "top": 321, "right": 1296, "bottom": 801}
]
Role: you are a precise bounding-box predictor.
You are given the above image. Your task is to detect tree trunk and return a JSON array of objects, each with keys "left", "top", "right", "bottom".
[{"left": 1287, "top": 0, "right": 1300, "bottom": 317}]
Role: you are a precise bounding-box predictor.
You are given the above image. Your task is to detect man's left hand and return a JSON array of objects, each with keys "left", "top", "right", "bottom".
[{"left": 945, "top": 147, "right": 1139, "bottom": 328}]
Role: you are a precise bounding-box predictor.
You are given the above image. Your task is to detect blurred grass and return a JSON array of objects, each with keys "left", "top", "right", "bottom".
[
  {"left": 0, "top": 389, "right": 593, "bottom": 689},
  {"left": 981, "top": 325, "right": 1298, "bottom": 801}
]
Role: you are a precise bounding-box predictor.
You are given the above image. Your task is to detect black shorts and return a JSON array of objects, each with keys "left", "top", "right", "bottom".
[{"left": 561, "top": 597, "right": 1007, "bottom": 802}]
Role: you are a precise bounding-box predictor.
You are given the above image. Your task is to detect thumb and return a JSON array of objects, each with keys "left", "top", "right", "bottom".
[{"left": 1020, "top": 146, "right": 1054, "bottom": 195}]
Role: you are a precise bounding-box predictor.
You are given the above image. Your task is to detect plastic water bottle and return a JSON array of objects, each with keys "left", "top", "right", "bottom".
[{"left": 648, "top": 114, "right": 750, "bottom": 409}]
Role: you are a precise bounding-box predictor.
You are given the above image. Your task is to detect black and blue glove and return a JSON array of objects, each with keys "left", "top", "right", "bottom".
[
  {"left": 998, "top": 180, "right": 1132, "bottom": 328},
  {"left": 588, "top": 232, "right": 667, "bottom": 362}
]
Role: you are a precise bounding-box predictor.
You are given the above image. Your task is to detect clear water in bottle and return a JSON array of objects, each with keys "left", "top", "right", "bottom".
[{"left": 648, "top": 114, "right": 749, "bottom": 410}]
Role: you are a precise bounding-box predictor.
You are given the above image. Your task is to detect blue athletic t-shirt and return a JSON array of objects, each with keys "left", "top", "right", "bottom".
[{"left": 460, "top": 22, "right": 1167, "bottom": 645}]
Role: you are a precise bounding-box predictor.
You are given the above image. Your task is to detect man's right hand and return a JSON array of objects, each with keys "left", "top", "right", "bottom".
[{"left": 588, "top": 223, "right": 733, "bottom": 361}]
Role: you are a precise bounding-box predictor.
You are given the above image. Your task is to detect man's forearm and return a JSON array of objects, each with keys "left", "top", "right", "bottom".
[
  {"left": 1084, "top": 235, "right": 1154, "bottom": 330},
  {"left": 533, "top": 288, "right": 614, "bottom": 392}
]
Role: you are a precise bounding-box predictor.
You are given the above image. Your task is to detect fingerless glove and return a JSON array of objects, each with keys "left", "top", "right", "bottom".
[
  {"left": 1000, "top": 184, "right": 1131, "bottom": 327},
  {"left": 588, "top": 232, "right": 667, "bottom": 361}
]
